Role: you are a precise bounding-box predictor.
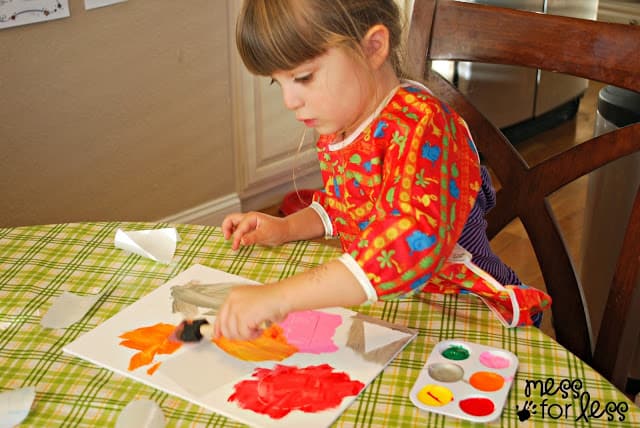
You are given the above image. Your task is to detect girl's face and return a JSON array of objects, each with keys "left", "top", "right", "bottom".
[{"left": 271, "top": 47, "right": 376, "bottom": 137}]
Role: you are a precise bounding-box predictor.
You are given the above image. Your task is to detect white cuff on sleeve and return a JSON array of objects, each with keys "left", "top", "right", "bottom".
[
  {"left": 337, "top": 253, "right": 378, "bottom": 304},
  {"left": 309, "top": 201, "right": 334, "bottom": 238}
]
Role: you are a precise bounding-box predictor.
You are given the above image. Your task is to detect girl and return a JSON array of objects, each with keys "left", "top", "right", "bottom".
[{"left": 215, "top": 0, "right": 549, "bottom": 340}]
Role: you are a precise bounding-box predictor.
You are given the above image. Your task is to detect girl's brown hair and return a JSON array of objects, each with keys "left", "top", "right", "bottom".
[{"left": 236, "top": 0, "right": 404, "bottom": 77}]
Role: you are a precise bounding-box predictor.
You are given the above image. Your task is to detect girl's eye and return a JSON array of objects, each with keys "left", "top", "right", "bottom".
[
  {"left": 269, "top": 78, "right": 278, "bottom": 86},
  {"left": 294, "top": 73, "right": 313, "bottom": 84}
]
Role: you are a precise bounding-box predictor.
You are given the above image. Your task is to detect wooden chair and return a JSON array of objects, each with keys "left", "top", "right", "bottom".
[{"left": 406, "top": 0, "right": 640, "bottom": 393}]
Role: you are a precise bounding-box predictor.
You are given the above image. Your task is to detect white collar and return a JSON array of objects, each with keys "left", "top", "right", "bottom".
[{"left": 327, "top": 79, "right": 431, "bottom": 151}]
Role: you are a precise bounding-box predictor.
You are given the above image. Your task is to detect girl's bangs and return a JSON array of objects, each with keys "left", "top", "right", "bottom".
[{"left": 237, "top": 1, "right": 326, "bottom": 76}]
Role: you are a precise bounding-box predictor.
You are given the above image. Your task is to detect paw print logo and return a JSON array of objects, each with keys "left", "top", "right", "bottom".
[{"left": 516, "top": 401, "right": 536, "bottom": 422}]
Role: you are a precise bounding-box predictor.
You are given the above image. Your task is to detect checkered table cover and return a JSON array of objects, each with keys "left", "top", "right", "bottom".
[{"left": 1, "top": 222, "right": 638, "bottom": 427}]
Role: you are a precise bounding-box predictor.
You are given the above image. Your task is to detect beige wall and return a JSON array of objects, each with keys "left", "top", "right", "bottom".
[{"left": 1, "top": 0, "right": 233, "bottom": 227}]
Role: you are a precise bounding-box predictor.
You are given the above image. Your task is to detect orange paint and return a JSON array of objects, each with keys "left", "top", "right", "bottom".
[
  {"left": 214, "top": 324, "right": 298, "bottom": 361},
  {"left": 119, "top": 323, "right": 182, "bottom": 372},
  {"left": 469, "top": 371, "right": 505, "bottom": 392},
  {"left": 146, "top": 362, "right": 162, "bottom": 375}
]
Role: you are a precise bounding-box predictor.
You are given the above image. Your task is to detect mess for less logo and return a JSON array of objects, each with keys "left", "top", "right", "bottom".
[{"left": 516, "top": 378, "right": 630, "bottom": 423}]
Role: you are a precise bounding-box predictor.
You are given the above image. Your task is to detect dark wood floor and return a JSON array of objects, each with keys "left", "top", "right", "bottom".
[{"left": 260, "top": 81, "right": 603, "bottom": 338}]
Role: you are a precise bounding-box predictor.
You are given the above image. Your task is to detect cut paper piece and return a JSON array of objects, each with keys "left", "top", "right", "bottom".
[
  {"left": 362, "top": 321, "right": 413, "bottom": 354},
  {"left": 119, "top": 323, "right": 182, "bottom": 371},
  {"left": 160, "top": 342, "right": 255, "bottom": 397},
  {"left": 171, "top": 281, "right": 238, "bottom": 319},
  {"left": 114, "top": 228, "right": 180, "bottom": 264},
  {"left": 85, "top": 0, "right": 127, "bottom": 10},
  {"left": 228, "top": 364, "right": 364, "bottom": 419},
  {"left": 41, "top": 291, "right": 102, "bottom": 329},
  {"left": 213, "top": 324, "right": 298, "bottom": 362},
  {"left": 0, "top": 386, "right": 36, "bottom": 428},
  {"left": 280, "top": 310, "right": 342, "bottom": 354},
  {"left": 115, "top": 399, "right": 166, "bottom": 428},
  {"left": 346, "top": 314, "right": 417, "bottom": 365}
]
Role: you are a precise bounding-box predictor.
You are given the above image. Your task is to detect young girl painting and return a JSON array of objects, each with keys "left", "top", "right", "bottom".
[{"left": 215, "top": 0, "right": 550, "bottom": 340}]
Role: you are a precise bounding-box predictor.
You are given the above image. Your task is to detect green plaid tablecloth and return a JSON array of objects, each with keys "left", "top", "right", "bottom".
[{"left": 1, "top": 222, "right": 638, "bottom": 427}]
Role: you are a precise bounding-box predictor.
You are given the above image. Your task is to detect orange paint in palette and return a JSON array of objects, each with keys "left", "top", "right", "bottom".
[{"left": 410, "top": 340, "right": 518, "bottom": 422}]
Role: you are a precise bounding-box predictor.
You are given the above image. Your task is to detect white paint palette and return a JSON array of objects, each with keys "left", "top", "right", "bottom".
[{"left": 410, "top": 339, "right": 518, "bottom": 423}]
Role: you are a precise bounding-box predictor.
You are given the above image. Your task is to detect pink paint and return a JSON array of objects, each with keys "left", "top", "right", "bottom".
[
  {"left": 279, "top": 310, "right": 342, "bottom": 354},
  {"left": 228, "top": 364, "right": 364, "bottom": 419},
  {"left": 479, "top": 351, "right": 511, "bottom": 369}
]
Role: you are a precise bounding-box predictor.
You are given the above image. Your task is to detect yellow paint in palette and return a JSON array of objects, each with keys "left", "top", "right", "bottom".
[{"left": 410, "top": 339, "right": 518, "bottom": 422}]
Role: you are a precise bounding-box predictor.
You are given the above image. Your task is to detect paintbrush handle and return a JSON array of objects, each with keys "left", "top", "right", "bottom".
[
  {"left": 201, "top": 320, "right": 272, "bottom": 340},
  {"left": 199, "top": 323, "right": 215, "bottom": 340}
]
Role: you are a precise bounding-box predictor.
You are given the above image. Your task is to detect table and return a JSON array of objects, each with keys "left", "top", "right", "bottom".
[{"left": 1, "top": 222, "right": 638, "bottom": 427}]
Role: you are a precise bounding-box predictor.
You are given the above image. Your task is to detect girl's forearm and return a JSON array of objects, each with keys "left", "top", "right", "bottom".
[
  {"left": 274, "top": 259, "right": 369, "bottom": 313},
  {"left": 283, "top": 206, "right": 326, "bottom": 242}
]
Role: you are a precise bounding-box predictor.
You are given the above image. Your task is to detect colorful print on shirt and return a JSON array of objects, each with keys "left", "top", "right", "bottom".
[{"left": 313, "top": 84, "right": 481, "bottom": 299}]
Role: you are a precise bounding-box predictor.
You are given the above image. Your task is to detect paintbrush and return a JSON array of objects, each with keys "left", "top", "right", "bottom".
[
  {"left": 172, "top": 318, "right": 215, "bottom": 342},
  {"left": 169, "top": 281, "right": 270, "bottom": 343},
  {"left": 172, "top": 317, "right": 272, "bottom": 343}
]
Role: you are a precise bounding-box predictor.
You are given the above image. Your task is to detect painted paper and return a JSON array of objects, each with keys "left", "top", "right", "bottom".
[
  {"left": 64, "top": 264, "right": 417, "bottom": 427},
  {"left": 213, "top": 324, "right": 298, "bottom": 362},
  {"left": 228, "top": 364, "right": 364, "bottom": 419}
]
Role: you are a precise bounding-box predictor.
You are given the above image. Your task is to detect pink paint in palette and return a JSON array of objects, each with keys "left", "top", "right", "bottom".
[{"left": 410, "top": 339, "right": 518, "bottom": 423}]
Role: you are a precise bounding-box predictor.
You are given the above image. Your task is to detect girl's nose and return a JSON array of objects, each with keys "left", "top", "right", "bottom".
[{"left": 281, "top": 86, "right": 303, "bottom": 111}]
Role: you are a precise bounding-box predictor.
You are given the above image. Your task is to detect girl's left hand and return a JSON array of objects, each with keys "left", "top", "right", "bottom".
[{"left": 213, "top": 283, "right": 288, "bottom": 340}]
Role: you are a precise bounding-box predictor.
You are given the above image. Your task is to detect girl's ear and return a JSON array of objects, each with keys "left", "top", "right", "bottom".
[{"left": 361, "top": 24, "right": 390, "bottom": 70}]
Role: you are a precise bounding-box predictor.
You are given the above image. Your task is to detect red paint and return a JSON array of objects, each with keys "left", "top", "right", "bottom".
[
  {"left": 427, "top": 391, "right": 442, "bottom": 404},
  {"left": 459, "top": 397, "right": 495, "bottom": 417},
  {"left": 228, "top": 364, "right": 364, "bottom": 419}
]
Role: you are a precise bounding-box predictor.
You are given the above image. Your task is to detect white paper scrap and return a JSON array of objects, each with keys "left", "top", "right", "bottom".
[
  {"left": 363, "top": 322, "right": 413, "bottom": 354},
  {"left": 85, "top": 0, "right": 127, "bottom": 10},
  {"left": 0, "top": 387, "right": 36, "bottom": 428},
  {"left": 41, "top": 291, "right": 102, "bottom": 329},
  {"left": 114, "top": 228, "right": 180, "bottom": 264},
  {"left": 115, "top": 399, "right": 165, "bottom": 428}
]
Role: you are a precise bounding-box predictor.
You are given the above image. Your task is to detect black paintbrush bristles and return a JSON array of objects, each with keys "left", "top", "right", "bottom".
[{"left": 177, "top": 318, "right": 209, "bottom": 342}]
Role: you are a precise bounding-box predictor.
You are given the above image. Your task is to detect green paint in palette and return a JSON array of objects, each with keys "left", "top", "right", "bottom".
[{"left": 441, "top": 345, "right": 470, "bottom": 360}]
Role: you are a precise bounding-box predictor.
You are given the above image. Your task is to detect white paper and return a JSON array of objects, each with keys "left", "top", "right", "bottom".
[
  {"left": 363, "top": 321, "right": 413, "bottom": 353},
  {"left": 41, "top": 291, "right": 103, "bottom": 329},
  {"left": 63, "top": 265, "right": 417, "bottom": 428},
  {"left": 0, "top": 1, "right": 70, "bottom": 30},
  {"left": 159, "top": 342, "right": 255, "bottom": 397},
  {"left": 115, "top": 399, "right": 165, "bottom": 428},
  {"left": 0, "top": 387, "right": 36, "bottom": 428},
  {"left": 114, "top": 228, "right": 180, "bottom": 264},
  {"left": 84, "top": 0, "right": 127, "bottom": 10}
]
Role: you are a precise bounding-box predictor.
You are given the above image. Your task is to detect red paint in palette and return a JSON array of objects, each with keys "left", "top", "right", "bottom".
[
  {"left": 459, "top": 397, "right": 495, "bottom": 417},
  {"left": 228, "top": 364, "right": 364, "bottom": 419}
]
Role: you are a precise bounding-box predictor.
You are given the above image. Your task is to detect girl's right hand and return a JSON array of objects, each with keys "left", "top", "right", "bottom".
[{"left": 221, "top": 211, "right": 289, "bottom": 250}]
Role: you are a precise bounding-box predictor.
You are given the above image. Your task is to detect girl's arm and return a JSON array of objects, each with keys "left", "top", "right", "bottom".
[
  {"left": 222, "top": 205, "right": 325, "bottom": 250},
  {"left": 213, "top": 259, "right": 367, "bottom": 340}
]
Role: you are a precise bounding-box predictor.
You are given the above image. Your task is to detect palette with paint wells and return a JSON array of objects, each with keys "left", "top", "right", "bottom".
[{"left": 410, "top": 339, "right": 518, "bottom": 423}]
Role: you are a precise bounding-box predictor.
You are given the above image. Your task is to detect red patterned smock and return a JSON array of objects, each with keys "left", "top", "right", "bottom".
[{"left": 310, "top": 82, "right": 550, "bottom": 326}]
